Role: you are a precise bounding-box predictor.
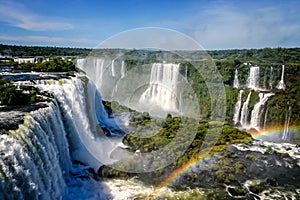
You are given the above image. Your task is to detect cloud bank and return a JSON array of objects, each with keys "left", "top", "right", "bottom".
[{"left": 0, "top": 0, "right": 73, "bottom": 31}]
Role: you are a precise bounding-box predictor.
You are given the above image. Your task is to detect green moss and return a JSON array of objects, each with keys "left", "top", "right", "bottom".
[
  {"left": 245, "top": 154, "right": 256, "bottom": 160},
  {"left": 249, "top": 184, "right": 266, "bottom": 194},
  {"left": 234, "top": 161, "right": 246, "bottom": 173},
  {"left": 225, "top": 174, "right": 237, "bottom": 184}
]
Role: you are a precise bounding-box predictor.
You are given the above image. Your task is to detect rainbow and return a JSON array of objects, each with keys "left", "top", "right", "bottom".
[
  {"left": 148, "top": 125, "right": 299, "bottom": 199},
  {"left": 249, "top": 125, "right": 299, "bottom": 139},
  {"left": 148, "top": 150, "right": 213, "bottom": 199}
]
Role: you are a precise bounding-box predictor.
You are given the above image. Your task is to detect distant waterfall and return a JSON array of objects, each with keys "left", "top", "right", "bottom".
[
  {"left": 263, "top": 70, "right": 267, "bottom": 90},
  {"left": 77, "top": 58, "right": 106, "bottom": 88},
  {"left": 111, "top": 59, "right": 116, "bottom": 77},
  {"left": 240, "top": 92, "right": 251, "bottom": 128},
  {"left": 77, "top": 57, "right": 126, "bottom": 101},
  {"left": 277, "top": 65, "right": 286, "bottom": 90},
  {"left": 233, "top": 69, "right": 239, "bottom": 88},
  {"left": 121, "top": 60, "right": 126, "bottom": 79},
  {"left": 249, "top": 93, "right": 274, "bottom": 130},
  {"left": 233, "top": 90, "right": 243, "bottom": 125},
  {"left": 0, "top": 102, "right": 71, "bottom": 199},
  {"left": 269, "top": 66, "right": 274, "bottom": 90},
  {"left": 247, "top": 66, "right": 260, "bottom": 90},
  {"left": 282, "top": 102, "right": 292, "bottom": 140},
  {"left": 139, "top": 63, "right": 180, "bottom": 114},
  {"left": 185, "top": 65, "right": 188, "bottom": 79}
]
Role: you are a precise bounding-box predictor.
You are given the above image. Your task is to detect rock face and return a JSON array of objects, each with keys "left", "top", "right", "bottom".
[{"left": 171, "top": 141, "right": 300, "bottom": 198}]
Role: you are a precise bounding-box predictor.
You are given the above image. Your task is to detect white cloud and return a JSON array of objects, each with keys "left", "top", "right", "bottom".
[
  {"left": 193, "top": 2, "right": 300, "bottom": 49},
  {"left": 0, "top": 0, "right": 74, "bottom": 31},
  {"left": 0, "top": 35, "right": 98, "bottom": 47}
]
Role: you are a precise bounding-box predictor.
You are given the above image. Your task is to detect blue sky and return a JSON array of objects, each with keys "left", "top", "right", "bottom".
[{"left": 0, "top": 0, "right": 299, "bottom": 49}]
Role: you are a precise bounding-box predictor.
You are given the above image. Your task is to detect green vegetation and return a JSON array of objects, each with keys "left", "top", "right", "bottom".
[
  {"left": 0, "top": 44, "right": 90, "bottom": 57},
  {"left": 249, "top": 183, "right": 266, "bottom": 194},
  {"left": 98, "top": 111, "right": 252, "bottom": 185},
  {"left": 0, "top": 78, "right": 42, "bottom": 106},
  {"left": 0, "top": 57, "right": 77, "bottom": 72}
]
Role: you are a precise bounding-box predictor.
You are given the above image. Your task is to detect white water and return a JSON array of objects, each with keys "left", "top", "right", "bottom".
[
  {"left": 277, "top": 65, "right": 286, "bottom": 90},
  {"left": 121, "top": 60, "right": 125, "bottom": 79},
  {"left": 233, "top": 140, "right": 300, "bottom": 166},
  {"left": 0, "top": 102, "right": 71, "bottom": 199},
  {"left": 269, "top": 66, "right": 274, "bottom": 89},
  {"left": 249, "top": 93, "right": 274, "bottom": 130},
  {"left": 233, "top": 69, "right": 239, "bottom": 88},
  {"left": 233, "top": 90, "right": 243, "bottom": 125},
  {"left": 111, "top": 59, "right": 116, "bottom": 77},
  {"left": 185, "top": 65, "right": 188, "bottom": 79},
  {"left": 36, "top": 77, "right": 126, "bottom": 170},
  {"left": 77, "top": 58, "right": 106, "bottom": 89},
  {"left": 247, "top": 66, "right": 260, "bottom": 90},
  {"left": 282, "top": 102, "right": 292, "bottom": 140},
  {"left": 240, "top": 92, "right": 251, "bottom": 128},
  {"left": 139, "top": 63, "right": 180, "bottom": 114}
]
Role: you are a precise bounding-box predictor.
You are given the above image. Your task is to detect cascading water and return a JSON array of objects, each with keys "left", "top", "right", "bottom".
[
  {"left": 111, "top": 59, "right": 116, "bottom": 77},
  {"left": 240, "top": 92, "right": 251, "bottom": 128},
  {"left": 0, "top": 74, "right": 130, "bottom": 199},
  {"left": 233, "top": 69, "right": 239, "bottom": 88},
  {"left": 185, "top": 65, "right": 188, "bottom": 79},
  {"left": 77, "top": 58, "right": 106, "bottom": 89},
  {"left": 249, "top": 93, "right": 274, "bottom": 130},
  {"left": 269, "top": 66, "right": 274, "bottom": 90},
  {"left": 121, "top": 60, "right": 125, "bottom": 79},
  {"left": 139, "top": 62, "right": 180, "bottom": 115},
  {"left": 282, "top": 102, "right": 292, "bottom": 140},
  {"left": 277, "top": 65, "right": 286, "bottom": 90},
  {"left": 263, "top": 70, "right": 267, "bottom": 90},
  {"left": 247, "top": 66, "right": 260, "bottom": 90},
  {"left": 36, "top": 77, "right": 125, "bottom": 170},
  {"left": 0, "top": 102, "right": 71, "bottom": 199},
  {"left": 233, "top": 90, "right": 243, "bottom": 125}
]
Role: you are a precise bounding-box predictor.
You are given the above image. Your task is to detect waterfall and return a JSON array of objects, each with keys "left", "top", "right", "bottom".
[
  {"left": 282, "top": 102, "right": 292, "bottom": 140},
  {"left": 77, "top": 58, "right": 106, "bottom": 88},
  {"left": 247, "top": 66, "right": 260, "bottom": 90},
  {"left": 233, "top": 90, "right": 244, "bottom": 125},
  {"left": 139, "top": 63, "right": 180, "bottom": 115},
  {"left": 233, "top": 69, "right": 239, "bottom": 88},
  {"left": 240, "top": 92, "right": 251, "bottom": 128},
  {"left": 269, "top": 66, "right": 274, "bottom": 90},
  {"left": 263, "top": 105, "right": 269, "bottom": 129},
  {"left": 277, "top": 65, "right": 286, "bottom": 90},
  {"left": 111, "top": 59, "right": 116, "bottom": 77},
  {"left": 249, "top": 93, "right": 274, "bottom": 130},
  {"left": 0, "top": 75, "right": 129, "bottom": 199},
  {"left": 185, "top": 65, "right": 188, "bottom": 79},
  {"left": 0, "top": 102, "right": 71, "bottom": 199},
  {"left": 36, "top": 77, "right": 125, "bottom": 170},
  {"left": 263, "top": 70, "right": 267, "bottom": 90},
  {"left": 121, "top": 60, "right": 126, "bottom": 79}
]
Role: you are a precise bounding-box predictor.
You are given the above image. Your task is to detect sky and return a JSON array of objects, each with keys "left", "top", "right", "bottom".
[{"left": 0, "top": 0, "right": 299, "bottom": 50}]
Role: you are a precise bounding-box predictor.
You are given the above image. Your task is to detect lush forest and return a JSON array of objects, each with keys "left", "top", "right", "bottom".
[
  {"left": 0, "top": 44, "right": 90, "bottom": 57},
  {"left": 0, "top": 57, "right": 77, "bottom": 72},
  {"left": 1, "top": 44, "right": 300, "bottom": 64}
]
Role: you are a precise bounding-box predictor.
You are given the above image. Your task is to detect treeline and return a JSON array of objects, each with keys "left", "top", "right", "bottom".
[
  {"left": 208, "top": 48, "right": 300, "bottom": 64},
  {"left": 1, "top": 44, "right": 299, "bottom": 64},
  {"left": 1, "top": 57, "right": 77, "bottom": 72},
  {"left": 0, "top": 44, "right": 91, "bottom": 57}
]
